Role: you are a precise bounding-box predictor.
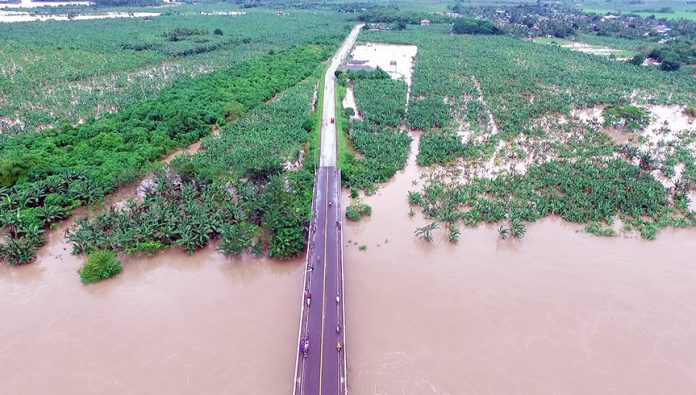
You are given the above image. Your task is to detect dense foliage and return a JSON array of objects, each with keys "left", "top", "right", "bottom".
[
  {"left": 0, "top": 10, "right": 349, "bottom": 134},
  {"left": 363, "top": 25, "right": 695, "bottom": 139},
  {"left": 343, "top": 121, "right": 411, "bottom": 189},
  {"left": 349, "top": 70, "right": 407, "bottom": 127},
  {"left": 345, "top": 201, "right": 372, "bottom": 221},
  {"left": 452, "top": 18, "right": 502, "bottom": 35},
  {"left": 417, "top": 130, "right": 468, "bottom": 166},
  {"left": 67, "top": 71, "right": 322, "bottom": 260},
  {"left": 78, "top": 251, "right": 123, "bottom": 284},
  {"left": 338, "top": 70, "right": 411, "bottom": 191},
  {"left": 361, "top": 24, "right": 696, "bottom": 239},
  {"left": 410, "top": 159, "right": 692, "bottom": 240},
  {"left": 1, "top": 44, "right": 333, "bottom": 265}
]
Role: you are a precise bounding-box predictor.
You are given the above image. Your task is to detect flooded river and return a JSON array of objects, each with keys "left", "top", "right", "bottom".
[
  {"left": 2, "top": 131, "right": 696, "bottom": 393},
  {"left": 0, "top": 206, "right": 303, "bottom": 393},
  {"left": 342, "top": 133, "right": 696, "bottom": 394}
]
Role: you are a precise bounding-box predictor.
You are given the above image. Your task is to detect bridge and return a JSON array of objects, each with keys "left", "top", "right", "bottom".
[{"left": 293, "top": 24, "right": 362, "bottom": 395}]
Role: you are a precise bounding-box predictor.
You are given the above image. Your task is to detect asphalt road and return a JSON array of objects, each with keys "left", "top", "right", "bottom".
[
  {"left": 319, "top": 24, "right": 363, "bottom": 167},
  {"left": 294, "top": 166, "right": 345, "bottom": 395},
  {"left": 294, "top": 24, "right": 362, "bottom": 395}
]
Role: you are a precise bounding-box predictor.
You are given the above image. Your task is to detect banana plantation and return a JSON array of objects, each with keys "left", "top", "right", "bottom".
[
  {"left": 360, "top": 24, "right": 696, "bottom": 240},
  {"left": 339, "top": 69, "right": 411, "bottom": 191},
  {"left": 0, "top": 10, "right": 349, "bottom": 135},
  {"left": 66, "top": 73, "right": 321, "bottom": 259},
  {"left": 0, "top": 43, "right": 335, "bottom": 265}
]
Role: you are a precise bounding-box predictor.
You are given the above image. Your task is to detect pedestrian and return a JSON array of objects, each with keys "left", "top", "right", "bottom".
[{"left": 336, "top": 342, "right": 342, "bottom": 352}]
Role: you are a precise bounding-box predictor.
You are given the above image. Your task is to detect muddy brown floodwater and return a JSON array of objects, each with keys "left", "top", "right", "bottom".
[
  {"left": 3, "top": 130, "right": 696, "bottom": 394},
  {"left": 0, "top": 207, "right": 303, "bottom": 393},
  {"left": 342, "top": 132, "right": 696, "bottom": 394}
]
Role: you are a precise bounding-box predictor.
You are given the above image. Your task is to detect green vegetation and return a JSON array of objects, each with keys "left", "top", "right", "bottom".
[
  {"left": 360, "top": 24, "right": 696, "bottom": 240},
  {"left": 344, "top": 121, "right": 412, "bottom": 189},
  {"left": 1, "top": 43, "right": 334, "bottom": 264},
  {"left": 409, "top": 159, "right": 689, "bottom": 240},
  {"left": 418, "top": 130, "right": 468, "bottom": 166},
  {"left": 362, "top": 24, "right": 694, "bottom": 140},
  {"left": 602, "top": 105, "right": 650, "bottom": 130},
  {"left": 346, "top": 201, "right": 372, "bottom": 221},
  {"left": 67, "top": 70, "right": 325, "bottom": 260},
  {"left": 78, "top": 251, "right": 123, "bottom": 284},
  {"left": 415, "top": 222, "right": 439, "bottom": 243},
  {"left": 0, "top": 10, "right": 349, "bottom": 134},
  {"left": 349, "top": 69, "right": 407, "bottom": 127},
  {"left": 452, "top": 18, "right": 503, "bottom": 35},
  {"left": 585, "top": 222, "right": 616, "bottom": 237},
  {"left": 338, "top": 69, "right": 411, "bottom": 191}
]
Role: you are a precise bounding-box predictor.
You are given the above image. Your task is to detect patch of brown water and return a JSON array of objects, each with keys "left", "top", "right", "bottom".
[
  {"left": 342, "top": 132, "right": 696, "bottom": 394},
  {"left": 162, "top": 140, "right": 204, "bottom": 164},
  {"left": 1, "top": 130, "right": 303, "bottom": 392},
  {"left": 0, "top": 213, "right": 303, "bottom": 393}
]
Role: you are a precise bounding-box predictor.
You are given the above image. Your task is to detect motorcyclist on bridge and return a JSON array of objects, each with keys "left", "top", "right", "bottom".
[{"left": 300, "top": 338, "right": 309, "bottom": 357}]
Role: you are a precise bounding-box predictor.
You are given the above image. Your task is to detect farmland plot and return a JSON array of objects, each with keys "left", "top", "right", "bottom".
[
  {"left": 0, "top": 10, "right": 350, "bottom": 134},
  {"left": 0, "top": 43, "right": 334, "bottom": 265},
  {"left": 359, "top": 24, "right": 696, "bottom": 240}
]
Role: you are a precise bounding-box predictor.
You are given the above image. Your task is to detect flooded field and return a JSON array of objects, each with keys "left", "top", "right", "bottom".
[
  {"left": 350, "top": 42, "right": 417, "bottom": 89},
  {"left": 2, "top": 115, "right": 695, "bottom": 393},
  {"left": 572, "top": 104, "right": 696, "bottom": 188},
  {"left": 0, "top": 192, "right": 303, "bottom": 393},
  {"left": 342, "top": 133, "right": 696, "bottom": 394}
]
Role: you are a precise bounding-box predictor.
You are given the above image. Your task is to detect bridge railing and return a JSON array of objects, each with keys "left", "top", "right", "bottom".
[{"left": 336, "top": 168, "right": 348, "bottom": 394}]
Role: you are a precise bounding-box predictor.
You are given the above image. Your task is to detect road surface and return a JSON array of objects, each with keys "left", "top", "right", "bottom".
[
  {"left": 320, "top": 24, "right": 363, "bottom": 167},
  {"left": 294, "top": 24, "right": 362, "bottom": 395}
]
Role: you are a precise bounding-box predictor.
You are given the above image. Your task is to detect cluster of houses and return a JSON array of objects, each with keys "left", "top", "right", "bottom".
[{"left": 480, "top": 5, "right": 684, "bottom": 40}]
